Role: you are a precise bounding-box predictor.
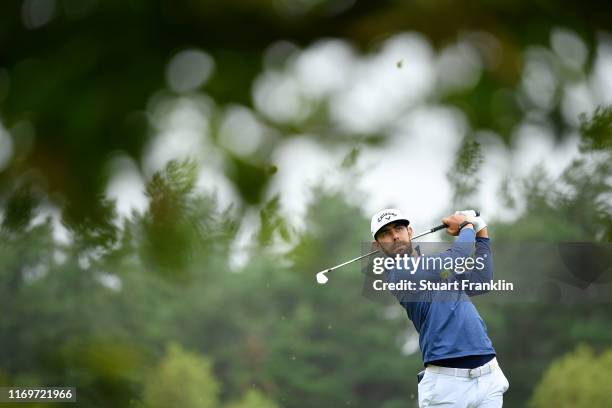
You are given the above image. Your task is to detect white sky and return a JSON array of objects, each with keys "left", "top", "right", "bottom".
[{"left": 266, "top": 113, "right": 582, "bottom": 234}]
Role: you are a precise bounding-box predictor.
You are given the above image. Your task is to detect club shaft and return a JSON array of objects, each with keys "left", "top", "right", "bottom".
[
  {"left": 412, "top": 223, "right": 447, "bottom": 239},
  {"left": 320, "top": 223, "right": 447, "bottom": 273},
  {"left": 323, "top": 249, "right": 379, "bottom": 273}
]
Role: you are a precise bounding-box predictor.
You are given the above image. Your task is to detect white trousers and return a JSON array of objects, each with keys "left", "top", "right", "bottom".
[{"left": 418, "top": 359, "right": 509, "bottom": 407}]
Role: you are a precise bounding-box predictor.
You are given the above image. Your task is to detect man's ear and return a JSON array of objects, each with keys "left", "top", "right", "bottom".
[
  {"left": 408, "top": 225, "right": 414, "bottom": 238},
  {"left": 371, "top": 240, "right": 380, "bottom": 250}
]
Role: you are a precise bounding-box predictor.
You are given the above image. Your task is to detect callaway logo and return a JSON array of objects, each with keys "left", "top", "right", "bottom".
[{"left": 377, "top": 212, "right": 397, "bottom": 222}]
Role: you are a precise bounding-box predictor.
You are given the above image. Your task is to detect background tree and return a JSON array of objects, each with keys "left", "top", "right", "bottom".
[{"left": 529, "top": 345, "right": 612, "bottom": 408}]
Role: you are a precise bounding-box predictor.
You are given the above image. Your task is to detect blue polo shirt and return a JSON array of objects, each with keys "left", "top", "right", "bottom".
[{"left": 384, "top": 229, "right": 495, "bottom": 364}]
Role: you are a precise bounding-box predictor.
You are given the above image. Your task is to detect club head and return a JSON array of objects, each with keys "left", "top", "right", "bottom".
[{"left": 316, "top": 270, "right": 329, "bottom": 285}]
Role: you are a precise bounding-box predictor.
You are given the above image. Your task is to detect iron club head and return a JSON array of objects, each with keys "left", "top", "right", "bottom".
[{"left": 316, "top": 270, "right": 330, "bottom": 285}]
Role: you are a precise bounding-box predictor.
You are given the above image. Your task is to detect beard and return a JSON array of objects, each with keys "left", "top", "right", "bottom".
[{"left": 383, "top": 240, "right": 413, "bottom": 256}]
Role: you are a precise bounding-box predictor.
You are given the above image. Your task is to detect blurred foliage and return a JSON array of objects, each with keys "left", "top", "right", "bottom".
[
  {"left": 493, "top": 106, "right": 612, "bottom": 242},
  {"left": 0, "top": 142, "right": 610, "bottom": 406},
  {"left": 579, "top": 105, "right": 612, "bottom": 151},
  {"left": 258, "top": 195, "right": 292, "bottom": 246},
  {"left": 447, "top": 139, "right": 483, "bottom": 209},
  {"left": 1, "top": 0, "right": 611, "bottom": 218},
  {"left": 225, "top": 389, "right": 279, "bottom": 408},
  {"left": 62, "top": 197, "right": 118, "bottom": 251},
  {"left": 140, "top": 343, "right": 219, "bottom": 408},
  {"left": 225, "top": 156, "right": 276, "bottom": 205},
  {"left": 0, "top": 1, "right": 611, "bottom": 407},
  {"left": 1, "top": 181, "right": 41, "bottom": 233},
  {"left": 141, "top": 159, "right": 202, "bottom": 276},
  {"left": 529, "top": 345, "right": 612, "bottom": 407}
]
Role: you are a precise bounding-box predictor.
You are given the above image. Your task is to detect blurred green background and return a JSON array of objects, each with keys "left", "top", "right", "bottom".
[{"left": 0, "top": 0, "right": 611, "bottom": 407}]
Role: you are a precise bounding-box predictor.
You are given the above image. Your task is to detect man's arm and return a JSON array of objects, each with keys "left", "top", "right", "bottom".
[
  {"left": 389, "top": 226, "right": 476, "bottom": 285},
  {"left": 411, "top": 218, "right": 493, "bottom": 297},
  {"left": 437, "top": 226, "right": 476, "bottom": 259},
  {"left": 383, "top": 215, "right": 478, "bottom": 302},
  {"left": 453, "top": 226, "right": 493, "bottom": 296}
]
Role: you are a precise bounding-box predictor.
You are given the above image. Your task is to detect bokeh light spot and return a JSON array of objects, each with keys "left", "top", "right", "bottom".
[{"left": 166, "top": 49, "right": 215, "bottom": 93}]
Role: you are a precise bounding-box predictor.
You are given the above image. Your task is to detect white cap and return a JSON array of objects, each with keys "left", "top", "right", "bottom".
[{"left": 370, "top": 208, "right": 410, "bottom": 239}]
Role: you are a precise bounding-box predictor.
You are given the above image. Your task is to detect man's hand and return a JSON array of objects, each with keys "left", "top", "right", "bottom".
[
  {"left": 455, "top": 210, "right": 488, "bottom": 237},
  {"left": 442, "top": 214, "right": 473, "bottom": 236}
]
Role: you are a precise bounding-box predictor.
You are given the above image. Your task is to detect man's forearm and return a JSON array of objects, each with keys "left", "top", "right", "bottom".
[
  {"left": 447, "top": 227, "right": 476, "bottom": 259},
  {"left": 460, "top": 237, "right": 493, "bottom": 296}
]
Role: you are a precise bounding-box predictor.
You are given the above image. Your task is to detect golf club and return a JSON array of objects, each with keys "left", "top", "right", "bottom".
[{"left": 315, "top": 223, "right": 448, "bottom": 285}]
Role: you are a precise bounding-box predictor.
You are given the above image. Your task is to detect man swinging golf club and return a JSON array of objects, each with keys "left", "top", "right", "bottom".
[{"left": 370, "top": 209, "right": 509, "bottom": 407}]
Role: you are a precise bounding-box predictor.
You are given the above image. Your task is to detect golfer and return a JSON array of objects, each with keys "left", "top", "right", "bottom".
[{"left": 370, "top": 209, "right": 509, "bottom": 407}]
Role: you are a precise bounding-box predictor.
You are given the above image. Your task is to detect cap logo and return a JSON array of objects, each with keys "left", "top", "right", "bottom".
[{"left": 377, "top": 212, "right": 396, "bottom": 222}]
